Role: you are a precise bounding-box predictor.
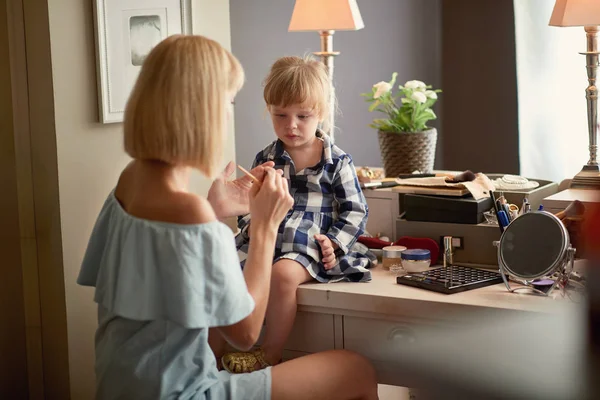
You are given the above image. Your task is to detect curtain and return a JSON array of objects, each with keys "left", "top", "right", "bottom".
[{"left": 514, "top": 0, "right": 590, "bottom": 183}]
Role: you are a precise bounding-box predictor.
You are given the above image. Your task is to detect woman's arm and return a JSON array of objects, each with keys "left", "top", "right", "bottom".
[
  {"left": 217, "top": 169, "right": 292, "bottom": 350},
  {"left": 217, "top": 225, "right": 277, "bottom": 349}
]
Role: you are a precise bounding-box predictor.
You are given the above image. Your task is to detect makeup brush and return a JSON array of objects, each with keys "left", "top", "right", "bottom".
[
  {"left": 555, "top": 200, "right": 585, "bottom": 220},
  {"left": 397, "top": 170, "right": 476, "bottom": 183},
  {"left": 447, "top": 170, "right": 476, "bottom": 183},
  {"left": 237, "top": 165, "right": 261, "bottom": 187}
]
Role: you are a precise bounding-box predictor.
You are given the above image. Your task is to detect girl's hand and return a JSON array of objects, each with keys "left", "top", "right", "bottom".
[
  {"left": 207, "top": 161, "right": 277, "bottom": 219},
  {"left": 315, "top": 234, "right": 338, "bottom": 270},
  {"left": 249, "top": 168, "right": 293, "bottom": 236}
]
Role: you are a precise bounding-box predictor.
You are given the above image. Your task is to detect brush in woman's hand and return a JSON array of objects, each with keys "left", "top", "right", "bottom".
[{"left": 237, "top": 165, "right": 261, "bottom": 187}]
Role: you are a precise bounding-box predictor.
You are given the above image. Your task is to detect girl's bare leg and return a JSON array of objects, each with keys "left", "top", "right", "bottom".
[{"left": 261, "top": 259, "right": 313, "bottom": 365}]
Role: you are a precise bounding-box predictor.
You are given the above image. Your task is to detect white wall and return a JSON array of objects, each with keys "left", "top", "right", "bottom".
[
  {"left": 191, "top": 0, "right": 237, "bottom": 194},
  {"left": 46, "top": 1, "right": 234, "bottom": 398}
]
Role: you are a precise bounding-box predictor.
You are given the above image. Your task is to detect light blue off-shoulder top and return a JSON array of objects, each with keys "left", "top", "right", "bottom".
[{"left": 77, "top": 191, "right": 271, "bottom": 399}]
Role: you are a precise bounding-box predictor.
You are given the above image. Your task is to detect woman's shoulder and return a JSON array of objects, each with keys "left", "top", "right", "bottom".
[
  {"left": 114, "top": 164, "right": 217, "bottom": 226},
  {"left": 166, "top": 192, "right": 217, "bottom": 225}
]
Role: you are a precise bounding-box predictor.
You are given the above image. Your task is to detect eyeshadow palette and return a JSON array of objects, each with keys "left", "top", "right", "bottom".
[{"left": 396, "top": 265, "right": 504, "bottom": 294}]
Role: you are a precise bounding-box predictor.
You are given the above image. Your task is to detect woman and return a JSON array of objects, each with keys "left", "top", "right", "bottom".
[{"left": 77, "top": 34, "right": 378, "bottom": 400}]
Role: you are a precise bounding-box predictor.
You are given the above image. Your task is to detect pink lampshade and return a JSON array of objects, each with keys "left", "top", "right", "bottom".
[
  {"left": 288, "top": 0, "right": 364, "bottom": 32},
  {"left": 549, "top": 0, "right": 600, "bottom": 27}
]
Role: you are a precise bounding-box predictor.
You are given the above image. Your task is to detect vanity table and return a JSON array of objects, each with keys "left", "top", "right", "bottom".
[{"left": 278, "top": 266, "right": 567, "bottom": 387}]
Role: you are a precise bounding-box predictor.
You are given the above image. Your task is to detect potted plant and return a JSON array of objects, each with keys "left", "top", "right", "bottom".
[{"left": 361, "top": 73, "right": 441, "bottom": 177}]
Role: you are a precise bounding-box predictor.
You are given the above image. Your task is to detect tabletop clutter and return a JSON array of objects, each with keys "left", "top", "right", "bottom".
[{"left": 356, "top": 167, "right": 588, "bottom": 277}]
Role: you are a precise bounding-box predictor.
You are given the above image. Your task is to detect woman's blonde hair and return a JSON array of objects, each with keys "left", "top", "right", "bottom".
[
  {"left": 124, "top": 34, "right": 244, "bottom": 177},
  {"left": 263, "top": 55, "right": 334, "bottom": 133}
]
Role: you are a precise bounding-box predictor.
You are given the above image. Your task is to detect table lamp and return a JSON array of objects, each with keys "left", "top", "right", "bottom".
[
  {"left": 289, "top": 0, "right": 364, "bottom": 140},
  {"left": 550, "top": 0, "right": 600, "bottom": 188}
]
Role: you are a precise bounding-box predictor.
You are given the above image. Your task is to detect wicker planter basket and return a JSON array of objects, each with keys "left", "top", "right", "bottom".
[{"left": 378, "top": 128, "right": 437, "bottom": 177}]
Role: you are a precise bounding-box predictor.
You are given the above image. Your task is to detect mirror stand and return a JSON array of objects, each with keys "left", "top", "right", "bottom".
[{"left": 493, "top": 241, "right": 576, "bottom": 297}]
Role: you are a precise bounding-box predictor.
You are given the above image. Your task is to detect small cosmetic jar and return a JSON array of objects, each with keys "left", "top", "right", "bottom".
[
  {"left": 401, "top": 249, "right": 431, "bottom": 272},
  {"left": 382, "top": 246, "right": 406, "bottom": 274}
]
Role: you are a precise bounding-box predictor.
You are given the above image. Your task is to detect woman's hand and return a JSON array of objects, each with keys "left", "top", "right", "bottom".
[
  {"left": 315, "top": 234, "right": 338, "bottom": 270},
  {"left": 249, "top": 168, "right": 293, "bottom": 237},
  {"left": 207, "top": 161, "right": 276, "bottom": 219}
]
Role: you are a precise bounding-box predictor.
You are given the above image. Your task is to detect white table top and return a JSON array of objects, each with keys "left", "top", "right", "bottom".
[{"left": 297, "top": 266, "right": 574, "bottom": 321}]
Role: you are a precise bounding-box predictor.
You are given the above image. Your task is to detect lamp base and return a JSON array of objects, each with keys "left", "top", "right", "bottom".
[
  {"left": 570, "top": 164, "right": 600, "bottom": 189},
  {"left": 315, "top": 30, "right": 338, "bottom": 140}
]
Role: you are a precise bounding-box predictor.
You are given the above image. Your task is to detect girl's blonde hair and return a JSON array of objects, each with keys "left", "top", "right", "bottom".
[
  {"left": 124, "top": 34, "right": 244, "bottom": 177},
  {"left": 263, "top": 55, "right": 335, "bottom": 134}
]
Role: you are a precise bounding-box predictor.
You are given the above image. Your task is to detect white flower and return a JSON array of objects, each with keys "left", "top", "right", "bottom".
[
  {"left": 373, "top": 81, "right": 392, "bottom": 99},
  {"left": 404, "top": 80, "right": 426, "bottom": 90},
  {"left": 425, "top": 90, "right": 437, "bottom": 100},
  {"left": 411, "top": 91, "right": 427, "bottom": 103}
]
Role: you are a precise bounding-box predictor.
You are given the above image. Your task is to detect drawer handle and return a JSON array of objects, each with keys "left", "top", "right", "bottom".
[{"left": 388, "top": 327, "right": 416, "bottom": 344}]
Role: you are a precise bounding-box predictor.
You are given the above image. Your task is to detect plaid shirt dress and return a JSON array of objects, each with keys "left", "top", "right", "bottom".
[{"left": 236, "top": 131, "right": 375, "bottom": 283}]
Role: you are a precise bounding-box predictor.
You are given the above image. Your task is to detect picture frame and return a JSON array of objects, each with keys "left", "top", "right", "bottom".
[{"left": 93, "top": 0, "right": 192, "bottom": 123}]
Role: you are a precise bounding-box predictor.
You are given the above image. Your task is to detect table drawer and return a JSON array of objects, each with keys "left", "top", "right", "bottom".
[{"left": 343, "top": 316, "right": 419, "bottom": 362}]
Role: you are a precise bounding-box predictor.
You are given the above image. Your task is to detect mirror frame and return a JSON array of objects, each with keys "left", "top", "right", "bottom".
[{"left": 494, "top": 211, "right": 575, "bottom": 296}]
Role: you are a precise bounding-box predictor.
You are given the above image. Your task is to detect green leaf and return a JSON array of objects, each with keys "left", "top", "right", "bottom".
[
  {"left": 389, "top": 72, "right": 398, "bottom": 88},
  {"left": 368, "top": 100, "right": 381, "bottom": 112},
  {"left": 397, "top": 110, "right": 411, "bottom": 128},
  {"left": 422, "top": 99, "right": 434, "bottom": 108},
  {"left": 412, "top": 108, "right": 437, "bottom": 129}
]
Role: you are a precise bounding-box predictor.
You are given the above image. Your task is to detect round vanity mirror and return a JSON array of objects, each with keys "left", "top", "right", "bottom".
[{"left": 495, "top": 211, "right": 575, "bottom": 296}]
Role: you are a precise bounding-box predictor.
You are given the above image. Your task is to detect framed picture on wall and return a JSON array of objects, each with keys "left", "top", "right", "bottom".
[{"left": 93, "top": 0, "right": 192, "bottom": 124}]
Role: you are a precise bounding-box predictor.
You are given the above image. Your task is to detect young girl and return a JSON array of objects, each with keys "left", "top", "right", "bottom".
[{"left": 222, "top": 56, "right": 376, "bottom": 373}]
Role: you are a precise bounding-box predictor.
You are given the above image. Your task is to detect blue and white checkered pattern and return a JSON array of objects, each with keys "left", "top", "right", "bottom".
[{"left": 236, "top": 131, "right": 375, "bottom": 283}]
